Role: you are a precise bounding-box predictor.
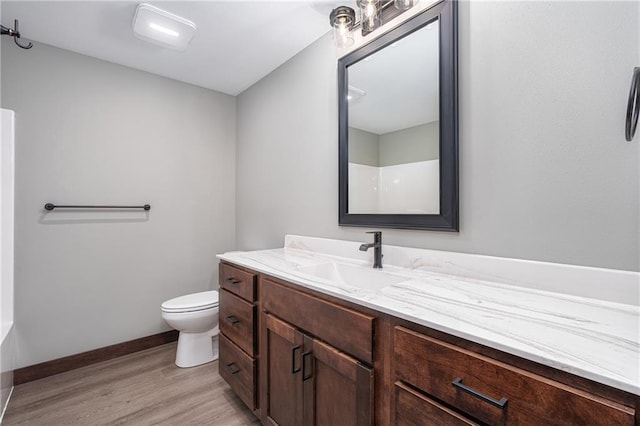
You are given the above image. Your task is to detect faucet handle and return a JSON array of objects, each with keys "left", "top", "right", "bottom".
[{"left": 365, "top": 231, "right": 382, "bottom": 243}]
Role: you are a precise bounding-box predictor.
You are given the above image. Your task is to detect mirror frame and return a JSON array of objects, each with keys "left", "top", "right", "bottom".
[{"left": 338, "top": 0, "right": 458, "bottom": 231}]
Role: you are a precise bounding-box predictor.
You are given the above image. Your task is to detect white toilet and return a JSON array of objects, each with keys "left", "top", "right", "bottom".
[{"left": 161, "top": 290, "right": 219, "bottom": 368}]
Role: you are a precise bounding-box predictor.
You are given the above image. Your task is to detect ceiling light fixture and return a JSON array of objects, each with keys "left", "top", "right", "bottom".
[
  {"left": 348, "top": 85, "right": 366, "bottom": 101},
  {"left": 148, "top": 22, "right": 179, "bottom": 37},
  {"left": 132, "top": 3, "right": 196, "bottom": 51}
]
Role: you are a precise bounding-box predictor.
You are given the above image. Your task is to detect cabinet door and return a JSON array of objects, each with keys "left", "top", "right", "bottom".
[
  {"left": 264, "top": 314, "right": 304, "bottom": 426},
  {"left": 302, "top": 335, "right": 374, "bottom": 426}
]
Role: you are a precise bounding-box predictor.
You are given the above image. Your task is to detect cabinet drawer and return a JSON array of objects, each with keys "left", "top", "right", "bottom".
[
  {"left": 395, "top": 381, "right": 478, "bottom": 426},
  {"left": 262, "top": 278, "right": 375, "bottom": 364},
  {"left": 394, "top": 326, "right": 635, "bottom": 425},
  {"left": 220, "top": 289, "right": 256, "bottom": 356},
  {"left": 219, "top": 334, "right": 256, "bottom": 410},
  {"left": 219, "top": 262, "right": 256, "bottom": 302},
  {"left": 260, "top": 279, "right": 375, "bottom": 364}
]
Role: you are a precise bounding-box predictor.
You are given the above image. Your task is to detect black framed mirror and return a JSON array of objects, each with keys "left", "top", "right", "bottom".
[{"left": 338, "top": 0, "right": 458, "bottom": 231}]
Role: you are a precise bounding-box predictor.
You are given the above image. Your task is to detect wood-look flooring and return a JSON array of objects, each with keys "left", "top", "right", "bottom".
[{"left": 2, "top": 342, "right": 260, "bottom": 425}]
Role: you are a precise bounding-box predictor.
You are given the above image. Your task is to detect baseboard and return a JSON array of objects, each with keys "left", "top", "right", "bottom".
[{"left": 13, "top": 330, "right": 179, "bottom": 385}]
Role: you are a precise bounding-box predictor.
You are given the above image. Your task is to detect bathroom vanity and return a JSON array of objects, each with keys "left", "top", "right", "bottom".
[{"left": 217, "top": 235, "right": 640, "bottom": 425}]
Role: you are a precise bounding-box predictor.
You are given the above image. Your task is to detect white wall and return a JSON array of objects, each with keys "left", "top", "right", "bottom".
[
  {"left": 1, "top": 40, "right": 236, "bottom": 368},
  {"left": 0, "top": 109, "right": 14, "bottom": 340},
  {"left": 0, "top": 108, "right": 15, "bottom": 419},
  {"left": 379, "top": 160, "right": 439, "bottom": 214},
  {"left": 237, "top": 1, "right": 640, "bottom": 272},
  {"left": 349, "top": 161, "right": 439, "bottom": 214}
]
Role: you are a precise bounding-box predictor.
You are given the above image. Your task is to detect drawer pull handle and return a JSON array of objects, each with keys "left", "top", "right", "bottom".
[
  {"left": 225, "top": 278, "right": 240, "bottom": 285},
  {"left": 302, "top": 351, "right": 314, "bottom": 382},
  {"left": 291, "top": 345, "right": 301, "bottom": 374},
  {"left": 225, "top": 315, "right": 240, "bottom": 324},
  {"left": 452, "top": 378, "right": 508, "bottom": 409},
  {"left": 226, "top": 362, "right": 240, "bottom": 375}
]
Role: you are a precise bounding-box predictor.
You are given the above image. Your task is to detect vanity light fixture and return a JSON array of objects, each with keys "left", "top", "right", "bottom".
[
  {"left": 330, "top": 6, "right": 356, "bottom": 48},
  {"left": 132, "top": 3, "right": 196, "bottom": 51},
  {"left": 330, "top": 0, "right": 418, "bottom": 47}
]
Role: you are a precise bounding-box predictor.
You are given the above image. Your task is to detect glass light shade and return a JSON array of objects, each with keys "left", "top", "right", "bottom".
[
  {"left": 394, "top": 0, "right": 416, "bottom": 10},
  {"left": 357, "top": 0, "right": 381, "bottom": 33},
  {"left": 333, "top": 24, "right": 355, "bottom": 48},
  {"left": 330, "top": 6, "right": 356, "bottom": 48}
]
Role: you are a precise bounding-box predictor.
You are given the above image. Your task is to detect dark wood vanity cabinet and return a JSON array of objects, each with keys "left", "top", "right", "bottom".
[
  {"left": 260, "top": 277, "right": 375, "bottom": 426},
  {"left": 218, "top": 261, "right": 639, "bottom": 426}
]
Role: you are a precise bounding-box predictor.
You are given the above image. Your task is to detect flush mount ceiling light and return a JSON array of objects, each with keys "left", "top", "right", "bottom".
[{"left": 132, "top": 3, "right": 196, "bottom": 51}]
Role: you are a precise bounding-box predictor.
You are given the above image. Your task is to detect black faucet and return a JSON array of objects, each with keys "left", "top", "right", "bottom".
[{"left": 359, "top": 231, "right": 383, "bottom": 269}]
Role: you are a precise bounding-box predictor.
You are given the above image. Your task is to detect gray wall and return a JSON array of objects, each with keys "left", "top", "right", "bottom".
[
  {"left": 237, "top": 1, "right": 639, "bottom": 272},
  {"left": 350, "top": 121, "right": 439, "bottom": 166},
  {"left": 2, "top": 40, "right": 237, "bottom": 368},
  {"left": 349, "top": 127, "right": 379, "bottom": 166},
  {"left": 379, "top": 121, "right": 439, "bottom": 166}
]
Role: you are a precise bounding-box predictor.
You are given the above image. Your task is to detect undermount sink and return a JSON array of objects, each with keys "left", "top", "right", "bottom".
[{"left": 297, "top": 262, "right": 406, "bottom": 292}]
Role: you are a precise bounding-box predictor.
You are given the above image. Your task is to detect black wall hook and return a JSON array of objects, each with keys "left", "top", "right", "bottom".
[{"left": 1, "top": 19, "right": 33, "bottom": 49}]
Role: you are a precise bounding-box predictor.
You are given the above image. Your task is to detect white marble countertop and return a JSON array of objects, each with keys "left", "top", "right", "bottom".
[{"left": 217, "top": 235, "right": 640, "bottom": 395}]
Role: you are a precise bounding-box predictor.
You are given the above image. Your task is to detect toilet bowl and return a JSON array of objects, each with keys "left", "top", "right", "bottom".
[{"left": 161, "top": 290, "right": 219, "bottom": 368}]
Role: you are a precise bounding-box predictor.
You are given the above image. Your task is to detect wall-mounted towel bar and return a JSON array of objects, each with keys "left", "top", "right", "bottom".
[{"left": 44, "top": 203, "right": 151, "bottom": 211}]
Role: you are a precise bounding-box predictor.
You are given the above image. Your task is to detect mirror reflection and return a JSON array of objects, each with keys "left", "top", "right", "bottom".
[{"left": 347, "top": 19, "right": 439, "bottom": 214}]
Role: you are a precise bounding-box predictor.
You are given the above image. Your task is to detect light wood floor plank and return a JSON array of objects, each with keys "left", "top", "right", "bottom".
[{"left": 3, "top": 342, "right": 260, "bottom": 425}]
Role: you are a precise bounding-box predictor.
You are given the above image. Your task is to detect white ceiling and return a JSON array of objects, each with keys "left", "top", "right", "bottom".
[
  {"left": 349, "top": 19, "right": 439, "bottom": 135},
  {"left": 1, "top": 1, "right": 347, "bottom": 96}
]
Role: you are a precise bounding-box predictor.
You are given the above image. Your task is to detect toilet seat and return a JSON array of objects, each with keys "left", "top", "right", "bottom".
[{"left": 161, "top": 290, "right": 219, "bottom": 313}]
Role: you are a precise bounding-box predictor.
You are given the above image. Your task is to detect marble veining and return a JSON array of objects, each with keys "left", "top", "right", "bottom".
[{"left": 217, "top": 235, "right": 640, "bottom": 395}]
